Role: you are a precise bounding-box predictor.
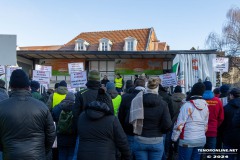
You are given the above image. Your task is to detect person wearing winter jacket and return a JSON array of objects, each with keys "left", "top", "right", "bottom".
[
  {"left": 77, "top": 88, "right": 131, "bottom": 160},
  {"left": 220, "top": 88, "right": 240, "bottom": 159},
  {"left": 30, "top": 80, "right": 43, "bottom": 101},
  {"left": 132, "top": 77, "right": 172, "bottom": 160},
  {"left": 106, "top": 82, "right": 122, "bottom": 116},
  {"left": 203, "top": 81, "right": 224, "bottom": 150},
  {"left": 172, "top": 82, "right": 209, "bottom": 160},
  {"left": 0, "top": 69, "right": 55, "bottom": 160},
  {"left": 47, "top": 80, "right": 68, "bottom": 111},
  {"left": 52, "top": 92, "right": 77, "bottom": 160},
  {"left": 219, "top": 84, "right": 230, "bottom": 106},
  {"left": 118, "top": 78, "right": 146, "bottom": 159}
]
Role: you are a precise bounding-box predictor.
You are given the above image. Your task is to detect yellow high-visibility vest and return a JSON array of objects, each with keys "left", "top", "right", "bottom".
[
  {"left": 112, "top": 95, "right": 122, "bottom": 116},
  {"left": 115, "top": 78, "right": 123, "bottom": 88},
  {"left": 52, "top": 92, "right": 67, "bottom": 108}
]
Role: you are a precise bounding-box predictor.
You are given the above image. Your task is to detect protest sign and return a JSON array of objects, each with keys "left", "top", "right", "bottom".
[
  {"left": 68, "top": 63, "right": 84, "bottom": 74},
  {"left": 159, "top": 73, "right": 177, "bottom": 87},
  {"left": 0, "top": 66, "right": 5, "bottom": 75},
  {"left": 70, "top": 71, "right": 87, "bottom": 88},
  {"left": 213, "top": 57, "right": 229, "bottom": 72},
  {"left": 32, "top": 70, "right": 50, "bottom": 85},
  {"left": 35, "top": 64, "right": 52, "bottom": 77}
]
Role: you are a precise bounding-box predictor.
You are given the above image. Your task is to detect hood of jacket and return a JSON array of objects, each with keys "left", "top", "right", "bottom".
[
  {"left": 56, "top": 86, "right": 68, "bottom": 95},
  {"left": 228, "top": 98, "right": 240, "bottom": 109},
  {"left": 190, "top": 99, "right": 208, "bottom": 110},
  {"left": 85, "top": 101, "right": 113, "bottom": 120},
  {"left": 86, "top": 80, "right": 101, "bottom": 90},
  {"left": 172, "top": 93, "right": 186, "bottom": 102},
  {"left": 203, "top": 90, "right": 214, "bottom": 100}
]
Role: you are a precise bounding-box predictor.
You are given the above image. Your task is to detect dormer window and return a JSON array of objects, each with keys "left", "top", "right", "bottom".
[
  {"left": 124, "top": 37, "right": 137, "bottom": 51},
  {"left": 75, "top": 39, "right": 89, "bottom": 51},
  {"left": 99, "top": 38, "right": 112, "bottom": 51}
]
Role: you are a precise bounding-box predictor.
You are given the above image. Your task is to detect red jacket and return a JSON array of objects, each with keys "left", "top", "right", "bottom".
[{"left": 203, "top": 91, "right": 224, "bottom": 137}]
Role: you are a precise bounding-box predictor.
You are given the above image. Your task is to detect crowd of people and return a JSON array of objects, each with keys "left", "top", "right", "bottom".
[{"left": 0, "top": 69, "right": 239, "bottom": 160}]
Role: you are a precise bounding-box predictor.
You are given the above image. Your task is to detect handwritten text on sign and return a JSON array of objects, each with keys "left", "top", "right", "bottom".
[
  {"left": 213, "top": 57, "right": 229, "bottom": 72},
  {"left": 70, "top": 71, "right": 87, "bottom": 88},
  {"left": 35, "top": 64, "right": 52, "bottom": 77},
  {"left": 32, "top": 70, "right": 50, "bottom": 84},
  {"left": 159, "top": 73, "right": 177, "bottom": 87},
  {"left": 68, "top": 63, "right": 84, "bottom": 74}
]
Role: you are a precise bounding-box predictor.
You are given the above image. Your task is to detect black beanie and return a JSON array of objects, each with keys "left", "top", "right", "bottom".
[
  {"left": 174, "top": 85, "right": 182, "bottom": 93},
  {"left": 30, "top": 80, "right": 40, "bottom": 92},
  {"left": 59, "top": 81, "right": 67, "bottom": 87},
  {"left": 203, "top": 81, "right": 212, "bottom": 91},
  {"left": 230, "top": 88, "right": 240, "bottom": 98},
  {"left": 10, "top": 69, "right": 30, "bottom": 89},
  {"left": 220, "top": 85, "right": 230, "bottom": 94},
  {"left": 191, "top": 82, "right": 206, "bottom": 96}
]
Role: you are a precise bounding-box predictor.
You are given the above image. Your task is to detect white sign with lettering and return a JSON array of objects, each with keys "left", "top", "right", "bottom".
[
  {"left": 70, "top": 71, "right": 87, "bottom": 88},
  {"left": 68, "top": 63, "right": 84, "bottom": 74},
  {"left": 213, "top": 57, "right": 229, "bottom": 72},
  {"left": 32, "top": 70, "right": 50, "bottom": 84},
  {"left": 159, "top": 73, "right": 177, "bottom": 87}
]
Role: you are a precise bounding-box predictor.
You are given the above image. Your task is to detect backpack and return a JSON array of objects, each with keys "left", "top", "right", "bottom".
[{"left": 57, "top": 110, "right": 73, "bottom": 135}]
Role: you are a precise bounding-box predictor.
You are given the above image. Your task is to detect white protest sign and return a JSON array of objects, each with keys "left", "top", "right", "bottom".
[
  {"left": 70, "top": 71, "right": 87, "bottom": 88},
  {"left": 159, "top": 73, "right": 177, "bottom": 87},
  {"left": 35, "top": 64, "right": 52, "bottom": 77},
  {"left": 6, "top": 66, "right": 22, "bottom": 81},
  {"left": 0, "top": 66, "right": 5, "bottom": 74},
  {"left": 68, "top": 63, "right": 84, "bottom": 74},
  {"left": 32, "top": 70, "right": 50, "bottom": 85},
  {"left": 213, "top": 57, "right": 229, "bottom": 72},
  {"left": 0, "top": 35, "right": 17, "bottom": 65}
]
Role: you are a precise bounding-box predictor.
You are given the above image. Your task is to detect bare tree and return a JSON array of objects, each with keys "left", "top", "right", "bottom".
[{"left": 206, "top": 7, "right": 240, "bottom": 69}]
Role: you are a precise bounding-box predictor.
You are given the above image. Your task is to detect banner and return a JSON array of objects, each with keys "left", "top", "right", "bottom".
[
  {"left": 70, "top": 71, "right": 87, "bottom": 88},
  {"left": 68, "top": 63, "right": 84, "bottom": 74},
  {"left": 32, "top": 70, "right": 50, "bottom": 85},
  {"left": 213, "top": 57, "right": 229, "bottom": 72},
  {"left": 35, "top": 64, "right": 52, "bottom": 77},
  {"left": 0, "top": 66, "right": 5, "bottom": 75},
  {"left": 39, "top": 59, "right": 85, "bottom": 76},
  {"left": 159, "top": 73, "right": 177, "bottom": 87},
  {"left": 115, "top": 59, "right": 163, "bottom": 75},
  {"left": 172, "top": 54, "right": 216, "bottom": 92}
]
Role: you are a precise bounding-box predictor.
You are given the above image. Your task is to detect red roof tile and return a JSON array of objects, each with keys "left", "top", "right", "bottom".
[
  {"left": 19, "top": 45, "right": 62, "bottom": 51},
  {"left": 59, "top": 28, "right": 153, "bottom": 51}
]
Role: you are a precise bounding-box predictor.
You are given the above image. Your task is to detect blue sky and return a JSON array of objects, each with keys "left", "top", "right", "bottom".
[{"left": 0, "top": 0, "right": 239, "bottom": 50}]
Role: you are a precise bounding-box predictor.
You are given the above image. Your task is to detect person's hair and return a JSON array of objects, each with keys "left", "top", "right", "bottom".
[{"left": 134, "top": 78, "right": 145, "bottom": 87}]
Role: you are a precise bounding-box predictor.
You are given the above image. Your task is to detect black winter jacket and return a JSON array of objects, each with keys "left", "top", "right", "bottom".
[
  {"left": 73, "top": 80, "right": 100, "bottom": 131},
  {"left": 118, "top": 89, "right": 141, "bottom": 136},
  {"left": 77, "top": 101, "right": 131, "bottom": 160},
  {"left": 158, "top": 89, "right": 174, "bottom": 119},
  {"left": 52, "top": 101, "right": 77, "bottom": 147},
  {"left": 0, "top": 90, "right": 56, "bottom": 160},
  {"left": 141, "top": 93, "right": 172, "bottom": 137},
  {"left": 220, "top": 98, "right": 240, "bottom": 147}
]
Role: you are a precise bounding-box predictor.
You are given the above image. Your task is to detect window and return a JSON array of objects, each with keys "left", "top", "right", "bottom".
[
  {"left": 75, "top": 39, "right": 89, "bottom": 51},
  {"left": 99, "top": 38, "right": 112, "bottom": 51},
  {"left": 127, "top": 41, "right": 134, "bottom": 51},
  {"left": 124, "top": 37, "right": 137, "bottom": 51},
  {"left": 102, "top": 42, "right": 108, "bottom": 51}
]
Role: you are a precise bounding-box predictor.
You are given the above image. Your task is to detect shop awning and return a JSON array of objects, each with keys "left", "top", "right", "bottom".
[{"left": 17, "top": 50, "right": 217, "bottom": 60}]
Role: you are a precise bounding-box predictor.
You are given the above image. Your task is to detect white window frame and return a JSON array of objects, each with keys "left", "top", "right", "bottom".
[
  {"left": 75, "top": 39, "right": 89, "bottom": 51},
  {"left": 124, "top": 37, "right": 137, "bottom": 51},
  {"left": 99, "top": 38, "right": 112, "bottom": 51}
]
